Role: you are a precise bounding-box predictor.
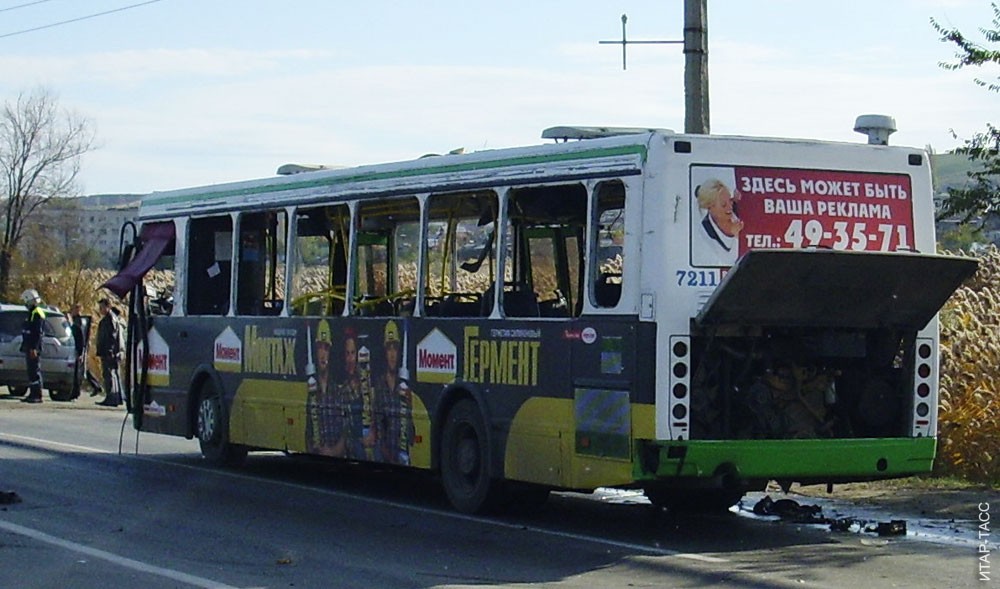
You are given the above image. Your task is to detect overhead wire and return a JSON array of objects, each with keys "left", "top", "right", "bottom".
[
  {"left": 0, "top": 0, "right": 56, "bottom": 14},
  {"left": 0, "top": 0, "right": 163, "bottom": 40}
]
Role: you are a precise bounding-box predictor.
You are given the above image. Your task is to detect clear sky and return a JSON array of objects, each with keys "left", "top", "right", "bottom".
[{"left": 0, "top": 0, "right": 994, "bottom": 195}]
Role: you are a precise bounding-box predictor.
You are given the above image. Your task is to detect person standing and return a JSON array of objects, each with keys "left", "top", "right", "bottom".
[
  {"left": 95, "top": 298, "right": 122, "bottom": 407},
  {"left": 19, "top": 289, "right": 45, "bottom": 404}
]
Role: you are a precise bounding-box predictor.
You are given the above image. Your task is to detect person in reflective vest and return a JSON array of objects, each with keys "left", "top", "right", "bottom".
[{"left": 19, "top": 289, "right": 45, "bottom": 404}]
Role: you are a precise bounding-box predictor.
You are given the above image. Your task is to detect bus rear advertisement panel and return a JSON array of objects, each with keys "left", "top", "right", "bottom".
[{"left": 689, "top": 165, "right": 915, "bottom": 269}]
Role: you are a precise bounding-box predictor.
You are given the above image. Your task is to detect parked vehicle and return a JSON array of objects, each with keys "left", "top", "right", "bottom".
[{"left": 0, "top": 303, "right": 79, "bottom": 401}]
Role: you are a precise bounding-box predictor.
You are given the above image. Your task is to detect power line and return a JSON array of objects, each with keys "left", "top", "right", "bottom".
[
  {"left": 0, "top": 1, "right": 56, "bottom": 14},
  {"left": 0, "top": 0, "right": 163, "bottom": 40}
]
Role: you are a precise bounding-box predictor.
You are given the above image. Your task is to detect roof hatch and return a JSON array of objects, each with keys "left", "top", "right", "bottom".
[
  {"left": 695, "top": 249, "right": 978, "bottom": 330},
  {"left": 541, "top": 126, "right": 671, "bottom": 141}
]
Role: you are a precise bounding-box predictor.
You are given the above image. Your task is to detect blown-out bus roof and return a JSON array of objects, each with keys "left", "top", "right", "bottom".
[
  {"left": 136, "top": 128, "right": 934, "bottom": 222},
  {"left": 137, "top": 131, "right": 657, "bottom": 220}
]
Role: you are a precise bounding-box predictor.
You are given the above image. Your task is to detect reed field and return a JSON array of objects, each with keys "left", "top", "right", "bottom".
[{"left": 936, "top": 245, "right": 1000, "bottom": 484}]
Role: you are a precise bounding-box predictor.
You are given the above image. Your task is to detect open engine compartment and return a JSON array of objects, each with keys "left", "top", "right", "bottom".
[
  {"left": 687, "top": 248, "right": 979, "bottom": 441},
  {"left": 689, "top": 326, "right": 915, "bottom": 439}
]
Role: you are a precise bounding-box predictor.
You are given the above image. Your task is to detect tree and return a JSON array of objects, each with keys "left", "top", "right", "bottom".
[
  {"left": 932, "top": 5, "right": 1000, "bottom": 224},
  {"left": 0, "top": 87, "right": 95, "bottom": 298},
  {"left": 938, "top": 222, "right": 987, "bottom": 252}
]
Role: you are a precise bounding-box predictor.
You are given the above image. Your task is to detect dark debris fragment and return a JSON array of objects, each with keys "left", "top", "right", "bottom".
[
  {"left": 752, "top": 495, "right": 907, "bottom": 537},
  {"left": 0, "top": 491, "right": 22, "bottom": 505}
]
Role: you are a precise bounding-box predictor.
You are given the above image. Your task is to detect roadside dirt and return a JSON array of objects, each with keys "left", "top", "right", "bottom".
[{"left": 777, "top": 479, "right": 998, "bottom": 521}]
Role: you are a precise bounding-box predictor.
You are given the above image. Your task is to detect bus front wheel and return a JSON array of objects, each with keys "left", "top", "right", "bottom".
[
  {"left": 196, "top": 381, "right": 247, "bottom": 467},
  {"left": 440, "top": 399, "right": 504, "bottom": 514}
]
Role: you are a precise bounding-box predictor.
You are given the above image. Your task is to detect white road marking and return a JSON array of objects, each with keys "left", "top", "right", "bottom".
[
  {"left": 0, "top": 431, "right": 729, "bottom": 563},
  {"left": 0, "top": 520, "right": 242, "bottom": 589},
  {"left": 0, "top": 433, "right": 114, "bottom": 454}
]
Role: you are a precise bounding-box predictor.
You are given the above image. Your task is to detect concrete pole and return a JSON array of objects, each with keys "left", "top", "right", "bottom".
[{"left": 684, "top": 0, "right": 709, "bottom": 134}]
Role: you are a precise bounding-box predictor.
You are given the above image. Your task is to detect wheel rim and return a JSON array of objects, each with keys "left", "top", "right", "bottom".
[
  {"left": 197, "top": 396, "right": 218, "bottom": 443},
  {"left": 455, "top": 426, "right": 480, "bottom": 482}
]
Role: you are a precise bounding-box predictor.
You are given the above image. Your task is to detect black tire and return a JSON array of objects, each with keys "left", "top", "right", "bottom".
[
  {"left": 49, "top": 388, "right": 74, "bottom": 402},
  {"left": 195, "top": 380, "right": 247, "bottom": 467},
  {"left": 440, "top": 399, "right": 505, "bottom": 514},
  {"left": 8, "top": 386, "right": 27, "bottom": 397},
  {"left": 644, "top": 487, "right": 744, "bottom": 513}
]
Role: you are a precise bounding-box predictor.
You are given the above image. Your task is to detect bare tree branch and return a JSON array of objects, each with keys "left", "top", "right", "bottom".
[{"left": 0, "top": 86, "right": 95, "bottom": 296}]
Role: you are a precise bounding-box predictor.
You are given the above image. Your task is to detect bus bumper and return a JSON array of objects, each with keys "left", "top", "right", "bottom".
[{"left": 635, "top": 437, "right": 937, "bottom": 484}]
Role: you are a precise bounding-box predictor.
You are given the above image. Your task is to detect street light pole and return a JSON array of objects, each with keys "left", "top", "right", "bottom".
[{"left": 598, "top": 0, "right": 710, "bottom": 134}]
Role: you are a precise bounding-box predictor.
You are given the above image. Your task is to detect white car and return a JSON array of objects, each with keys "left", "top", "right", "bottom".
[{"left": 0, "top": 303, "right": 79, "bottom": 401}]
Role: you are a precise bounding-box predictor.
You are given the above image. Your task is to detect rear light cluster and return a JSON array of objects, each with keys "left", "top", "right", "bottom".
[
  {"left": 912, "top": 337, "right": 936, "bottom": 438},
  {"left": 669, "top": 335, "right": 690, "bottom": 441}
]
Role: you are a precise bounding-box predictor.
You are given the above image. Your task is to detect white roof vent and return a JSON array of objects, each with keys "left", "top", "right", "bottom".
[
  {"left": 542, "top": 125, "right": 671, "bottom": 141},
  {"left": 853, "top": 115, "right": 897, "bottom": 146},
  {"left": 276, "top": 163, "right": 346, "bottom": 175}
]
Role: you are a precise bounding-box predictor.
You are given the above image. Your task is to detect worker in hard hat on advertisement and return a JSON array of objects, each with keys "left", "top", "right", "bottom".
[
  {"left": 306, "top": 319, "right": 344, "bottom": 457},
  {"left": 19, "top": 289, "right": 45, "bottom": 404},
  {"left": 377, "top": 320, "right": 413, "bottom": 465}
]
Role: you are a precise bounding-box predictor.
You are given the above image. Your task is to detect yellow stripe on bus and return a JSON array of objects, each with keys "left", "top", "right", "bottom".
[
  {"left": 504, "top": 398, "right": 654, "bottom": 489},
  {"left": 229, "top": 379, "right": 307, "bottom": 451}
]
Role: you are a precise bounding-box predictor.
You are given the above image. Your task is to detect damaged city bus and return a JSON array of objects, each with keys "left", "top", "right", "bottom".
[{"left": 105, "top": 123, "right": 977, "bottom": 514}]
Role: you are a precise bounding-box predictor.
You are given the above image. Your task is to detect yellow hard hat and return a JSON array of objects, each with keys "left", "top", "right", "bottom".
[
  {"left": 384, "top": 320, "right": 400, "bottom": 344},
  {"left": 315, "top": 319, "right": 332, "bottom": 345}
]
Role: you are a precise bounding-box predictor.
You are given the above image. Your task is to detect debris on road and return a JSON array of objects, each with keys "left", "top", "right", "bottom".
[
  {"left": 752, "top": 495, "right": 908, "bottom": 537},
  {"left": 0, "top": 490, "right": 22, "bottom": 505}
]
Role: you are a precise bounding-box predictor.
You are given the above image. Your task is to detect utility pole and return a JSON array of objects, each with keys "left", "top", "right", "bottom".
[
  {"left": 684, "top": 0, "right": 709, "bottom": 134},
  {"left": 598, "top": 0, "right": 709, "bottom": 134}
]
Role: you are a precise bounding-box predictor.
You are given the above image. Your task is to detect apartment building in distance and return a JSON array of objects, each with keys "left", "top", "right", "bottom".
[{"left": 28, "top": 194, "right": 141, "bottom": 267}]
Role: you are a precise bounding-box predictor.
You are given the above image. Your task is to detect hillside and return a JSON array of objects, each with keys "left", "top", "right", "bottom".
[{"left": 930, "top": 152, "right": 978, "bottom": 193}]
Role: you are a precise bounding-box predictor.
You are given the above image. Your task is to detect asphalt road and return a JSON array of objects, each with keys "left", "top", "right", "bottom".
[{"left": 0, "top": 398, "right": 989, "bottom": 589}]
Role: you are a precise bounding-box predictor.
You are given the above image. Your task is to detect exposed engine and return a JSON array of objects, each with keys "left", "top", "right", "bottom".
[{"left": 690, "top": 328, "right": 915, "bottom": 440}]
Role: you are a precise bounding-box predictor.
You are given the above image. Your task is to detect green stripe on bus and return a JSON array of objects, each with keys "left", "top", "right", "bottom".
[
  {"left": 636, "top": 437, "right": 936, "bottom": 480},
  {"left": 145, "top": 143, "right": 648, "bottom": 207}
]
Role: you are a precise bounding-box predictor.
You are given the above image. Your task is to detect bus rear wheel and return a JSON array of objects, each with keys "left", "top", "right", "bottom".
[
  {"left": 196, "top": 381, "right": 247, "bottom": 467},
  {"left": 440, "top": 399, "right": 504, "bottom": 514}
]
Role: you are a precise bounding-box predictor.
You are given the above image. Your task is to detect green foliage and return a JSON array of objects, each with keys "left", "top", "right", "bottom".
[
  {"left": 931, "top": 4, "right": 1000, "bottom": 224},
  {"left": 938, "top": 223, "right": 987, "bottom": 252}
]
